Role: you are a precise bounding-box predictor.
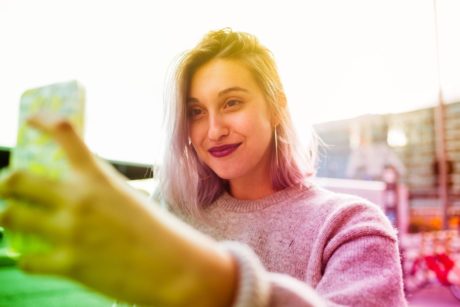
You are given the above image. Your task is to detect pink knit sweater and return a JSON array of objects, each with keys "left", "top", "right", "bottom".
[{"left": 184, "top": 184, "right": 407, "bottom": 307}]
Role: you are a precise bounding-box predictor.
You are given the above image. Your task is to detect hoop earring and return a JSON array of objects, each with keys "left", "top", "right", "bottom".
[{"left": 274, "top": 126, "right": 279, "bottom": 167}]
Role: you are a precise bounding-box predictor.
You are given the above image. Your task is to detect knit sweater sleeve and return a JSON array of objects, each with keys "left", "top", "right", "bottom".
[
  {"left": 219, "top": 200, "right": 407, "bottom": 307},
  {"left": 220, "top": 241, "right": 328, "bottom": 307}
]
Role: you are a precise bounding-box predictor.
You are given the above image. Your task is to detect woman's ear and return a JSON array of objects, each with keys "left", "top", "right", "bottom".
[{"left": 271, "top": 115, "right": 280, "bottom": 128}]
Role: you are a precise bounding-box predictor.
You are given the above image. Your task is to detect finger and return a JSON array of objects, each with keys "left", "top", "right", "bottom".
[
  {"left": 0, "top": 170, "right": 65, "bottom": 209},
  {"left": 19, "top": 246, "right": 74, "bottom": 276},
  {"left": 0, "top": 200, "right": 70, "bottom": 243},
  {"left": 27, "top": 113, "right": 95, "bottom": 170}
]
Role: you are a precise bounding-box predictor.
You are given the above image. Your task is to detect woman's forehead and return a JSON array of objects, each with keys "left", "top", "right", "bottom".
[{"left": 188, "top": 59, "right": 259, "bottom": 98}]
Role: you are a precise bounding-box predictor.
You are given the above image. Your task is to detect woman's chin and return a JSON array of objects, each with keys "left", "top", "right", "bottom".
[{"left": 212, "top": 168, "right": 243, "bottom": 181}]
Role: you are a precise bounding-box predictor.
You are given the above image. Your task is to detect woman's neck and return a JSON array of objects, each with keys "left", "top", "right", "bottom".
[{"left": 228, "top": 175, "right": 274, "bottom": 200}]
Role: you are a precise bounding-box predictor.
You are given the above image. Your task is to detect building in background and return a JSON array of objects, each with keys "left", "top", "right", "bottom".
[{"left": 315, "top": 101, "right": 460, "bottom": 232}]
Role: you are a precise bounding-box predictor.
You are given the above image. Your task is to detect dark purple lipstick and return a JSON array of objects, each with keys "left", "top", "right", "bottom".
[{"left": 208, "top": 143, "right": 241, "bottom": 158}]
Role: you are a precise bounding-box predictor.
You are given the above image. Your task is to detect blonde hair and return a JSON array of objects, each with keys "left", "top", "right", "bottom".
[{"left": 156, "top": 28, "right": 318, "bottom": 218}]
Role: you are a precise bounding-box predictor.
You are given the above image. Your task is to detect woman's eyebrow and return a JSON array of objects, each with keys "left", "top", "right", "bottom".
[
  {"left": 187, "top": 86, "right": 249, "bottom": 104},
  {"left": 218, "top": 86, "right": 249, "bottom": 97},
  {"left": 187, "top": 97, "right": 199, "bottom": 104}
]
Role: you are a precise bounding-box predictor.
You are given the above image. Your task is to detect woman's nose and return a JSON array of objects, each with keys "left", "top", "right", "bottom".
[{"left": 208, "top": 113, "right": 229, "bottom": 141}]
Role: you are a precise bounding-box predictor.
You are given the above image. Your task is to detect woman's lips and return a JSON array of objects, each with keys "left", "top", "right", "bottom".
[{"left": 208, "top": 143, "right": 241, "bottom": 158}]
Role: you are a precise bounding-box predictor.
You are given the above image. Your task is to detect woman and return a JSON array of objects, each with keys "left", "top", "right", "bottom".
[{"left": 0, "top": 29, "right": 407, "bottom": 306}]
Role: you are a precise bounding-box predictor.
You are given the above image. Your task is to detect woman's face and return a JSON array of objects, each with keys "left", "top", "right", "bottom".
[{"left": 188, "top": 58, "right": 273, "bottom": 186}]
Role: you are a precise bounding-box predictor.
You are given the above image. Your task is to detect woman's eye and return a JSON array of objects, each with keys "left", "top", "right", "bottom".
[
  {"left": 225, "top": 99, "right": 241, "bottom": 108},
  {"left": 188, "top": 107, "right": 204, "bottom": 119}
]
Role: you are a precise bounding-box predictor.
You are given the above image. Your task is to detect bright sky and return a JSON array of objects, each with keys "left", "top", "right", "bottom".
[{"left": 1, "top": 0, "right": 459, "bottom": 164}]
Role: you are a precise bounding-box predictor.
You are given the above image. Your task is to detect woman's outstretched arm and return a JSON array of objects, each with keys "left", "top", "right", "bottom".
[{"left": 0, "top": 114, "right": 236, "bottom": 307}]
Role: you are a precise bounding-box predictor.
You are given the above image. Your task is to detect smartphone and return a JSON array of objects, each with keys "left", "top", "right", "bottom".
[
  {"left": 5, "top": 80, "right": 85, "bottom": 255},
  {"left": 11, "top": 80, "right": 85, "bottom": 177}
]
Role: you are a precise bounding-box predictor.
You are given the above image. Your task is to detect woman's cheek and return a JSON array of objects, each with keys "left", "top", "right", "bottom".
[{"left": 189, "top": 121, "right": 205, "bottom": 145}]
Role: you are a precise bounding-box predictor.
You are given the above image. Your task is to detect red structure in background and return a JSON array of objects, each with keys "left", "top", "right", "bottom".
[{"left": 381, "top": 165, "right": 460, "bottom": 300}]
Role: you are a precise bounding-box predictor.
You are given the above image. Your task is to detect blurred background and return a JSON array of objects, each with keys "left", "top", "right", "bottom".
[{"left": 1, "top": 0, "right": 460, "bottom": 305}]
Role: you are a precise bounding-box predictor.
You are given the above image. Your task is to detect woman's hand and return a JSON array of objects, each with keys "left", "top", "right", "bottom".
[{"left": 0, "top": 115, "right": 236, "bottom": 307}]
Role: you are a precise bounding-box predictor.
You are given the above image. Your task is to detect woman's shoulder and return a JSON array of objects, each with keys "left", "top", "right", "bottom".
[
  {"left": 289, "top": 183, "right": 396, "bottom": 237},
  {"left": 307, "top": 184, "right": 398, "bottom": 239},
  {"left": 311, "top": 184, "right": 381, "bottom": 207},
  {"left": 293, "top": 183, "right": 382, "bottom": 211}
]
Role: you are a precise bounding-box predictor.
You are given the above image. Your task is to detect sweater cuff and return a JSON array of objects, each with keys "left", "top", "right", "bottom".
[{"left": 219, "top": 241, "right": 270, "bottom": 307}]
